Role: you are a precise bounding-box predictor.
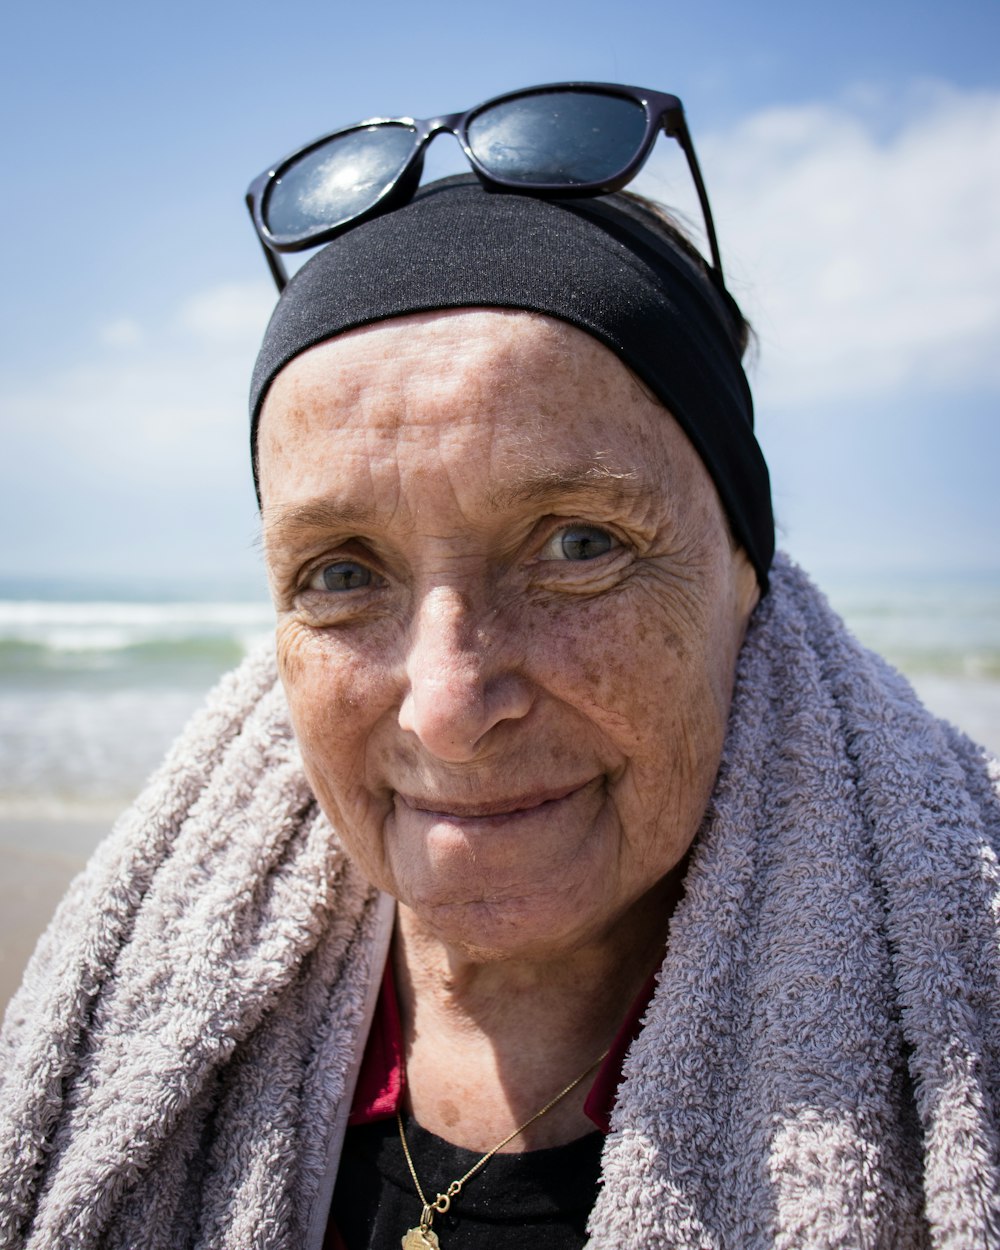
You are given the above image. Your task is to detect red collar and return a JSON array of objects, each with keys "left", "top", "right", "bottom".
[{"left": 348, "top": 957, "right": 657, "bottom": 1135}]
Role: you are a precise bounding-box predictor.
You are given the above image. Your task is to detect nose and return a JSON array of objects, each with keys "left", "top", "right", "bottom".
[{"left": 397, "top": 588, "right": 532, "bottom": 762}]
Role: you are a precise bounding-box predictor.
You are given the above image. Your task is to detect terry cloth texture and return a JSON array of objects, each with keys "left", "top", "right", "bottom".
[
  {"left": 249, "top": 175, "right": 774, "bottom": 587},
  {"left": 2, "top": 554, "right": 999, "bottom": 1249}
]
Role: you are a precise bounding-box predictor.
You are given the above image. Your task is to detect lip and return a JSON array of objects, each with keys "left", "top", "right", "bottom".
[{"left": 396, "top": 779, "right": 595, "bottom": 821}]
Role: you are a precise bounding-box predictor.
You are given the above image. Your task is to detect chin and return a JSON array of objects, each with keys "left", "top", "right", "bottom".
[{"left": 401, "top": 885, "right": 608, "bottom": 963}]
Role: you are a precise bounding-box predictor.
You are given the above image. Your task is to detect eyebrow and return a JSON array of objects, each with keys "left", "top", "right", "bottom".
[
  {"left": 485, "top": 462, "right": 645, "bottom": 512},
  {"left": 263, "top": 498, "right": 378, "bottom": 547},
  {"left": 263, "top": 461, "right": 649, "bottom": 547}
]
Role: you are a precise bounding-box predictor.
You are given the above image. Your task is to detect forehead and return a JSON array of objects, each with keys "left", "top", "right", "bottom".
[{"left": 256, "top": 309, "right": 710, "bottom": 515}]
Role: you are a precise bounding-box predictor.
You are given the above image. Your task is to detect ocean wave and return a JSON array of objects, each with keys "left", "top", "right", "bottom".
[
  {"left": 0, "top": 599, "right": 274, "bottom": 671},
  {"left": 0, "top": 599, "right": 272, "bottom": 626},
  {"left": 0, "top": 634, "right": 270, "bottom": 674},
  {"left": 876, "top": 646, "right": 1000, "bottom": 681}
]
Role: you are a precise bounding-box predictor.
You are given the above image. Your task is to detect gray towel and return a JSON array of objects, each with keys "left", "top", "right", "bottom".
[{"left": 2, "top": 555, "right": 999, "bottom": 1249}]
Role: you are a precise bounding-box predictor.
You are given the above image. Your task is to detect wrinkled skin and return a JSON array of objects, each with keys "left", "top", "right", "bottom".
[{"left": 258, "top": 309, "right": 759, "bottom": 969}]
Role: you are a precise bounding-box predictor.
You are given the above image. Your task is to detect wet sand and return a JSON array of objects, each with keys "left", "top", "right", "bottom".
[{"left": 0, "top": 819, "right": 110, "bottom": 1014}]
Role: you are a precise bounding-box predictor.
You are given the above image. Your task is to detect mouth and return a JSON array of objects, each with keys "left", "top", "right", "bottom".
[{"left": 396, "top": 779, "right": 596, "bottom": 822}]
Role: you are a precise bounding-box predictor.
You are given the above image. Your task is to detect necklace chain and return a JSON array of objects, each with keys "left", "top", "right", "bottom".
[{"left": 397, "top": 1046, "right": 610, "bottom": 1247}]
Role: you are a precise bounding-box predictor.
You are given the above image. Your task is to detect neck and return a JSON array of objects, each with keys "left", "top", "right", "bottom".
[{"left": 393, "top": 869, "right": 683, "bottom": 1152}]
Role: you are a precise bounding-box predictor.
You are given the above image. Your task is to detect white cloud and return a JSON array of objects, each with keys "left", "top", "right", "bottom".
[
  {"left": 2, "top": 280, "right": 275, "bottom": 484},
  {"left": 99, "top": 318, "right": 144, "bottom": 349},
  {"left": 175, "top": 281, "right": 275, "bottom": 345},
  {"left": 634, "top": 81, "right": 1000, "bottom": 408}
]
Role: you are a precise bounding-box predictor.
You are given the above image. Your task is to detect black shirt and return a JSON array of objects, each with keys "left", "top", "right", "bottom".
[{"left": 330, "top": 1114, "right": 604, "bottom": 1249}]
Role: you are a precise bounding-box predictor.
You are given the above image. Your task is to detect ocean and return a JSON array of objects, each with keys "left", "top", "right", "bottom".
[
  {"left": 1, "top": 569, "right": 998, "bottom": 828},
  {"left": 0, "top": 580, "right": 274, "bottom": 823}
]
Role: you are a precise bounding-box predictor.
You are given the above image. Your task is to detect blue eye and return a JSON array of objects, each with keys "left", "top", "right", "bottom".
[
  {"left": 541, "top": 525, "right": 615, "bottom": 561},
  {"left": 315, "top": 561, "right": 372, "bottom": 591}
]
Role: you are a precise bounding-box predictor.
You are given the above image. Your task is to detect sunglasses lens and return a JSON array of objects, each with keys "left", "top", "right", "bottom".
[
  {"left": 467, "top": 90, "right": 647, "bottom": 187},
  {"left": 264, "top": 124, "right": 418, "bottom": 241}
]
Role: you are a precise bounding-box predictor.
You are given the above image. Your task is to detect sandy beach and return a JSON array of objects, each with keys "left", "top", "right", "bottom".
[{"left": 0, "top": 818, "right": 110, "bottom": 1014}]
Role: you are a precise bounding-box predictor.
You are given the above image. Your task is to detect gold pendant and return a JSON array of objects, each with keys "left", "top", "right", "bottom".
[{"left": 402, "top": 1227, "right": 440, "bottom": 1249}]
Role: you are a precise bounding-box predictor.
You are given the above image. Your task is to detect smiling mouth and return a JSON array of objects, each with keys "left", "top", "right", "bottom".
[{"left": 397, "top": 780, "right": 595, "bottom": 821}]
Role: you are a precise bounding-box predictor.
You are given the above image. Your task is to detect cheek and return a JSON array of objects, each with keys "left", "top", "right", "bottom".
[
  {"left": 530, "top": 591, "right": 734, "bottom": 830},
  {"left": 277, "top": 622, "right": 362, "bottom": 736},
  {"left": 528, "top": 594, "right": 689, "bottom": 753},
  {"left": 275, "top": 621, "right": 394, "bottom": 833}
]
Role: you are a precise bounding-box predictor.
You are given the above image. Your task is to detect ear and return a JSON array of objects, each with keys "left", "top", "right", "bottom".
[{"left": 733, "top": 546, "right": 762, "bottom": 623}]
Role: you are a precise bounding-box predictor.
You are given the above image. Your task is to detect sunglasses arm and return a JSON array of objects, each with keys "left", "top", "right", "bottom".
[
  {"left": 666, "top": 116, "right": 725, "bottom": 284},
  {"left": 246, "top": 191, "right": 289, "bottom": 292},
  {"left": 262, "top": 242, "right": 289, "bottom": 293}
]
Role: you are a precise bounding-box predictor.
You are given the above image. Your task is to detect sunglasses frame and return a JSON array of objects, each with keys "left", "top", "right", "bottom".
[{"left": 246, "top": 81, "right": 724, "bottom": 292}]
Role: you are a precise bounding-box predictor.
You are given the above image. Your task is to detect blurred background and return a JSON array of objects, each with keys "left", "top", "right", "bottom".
[{"left": 1, "top": 0, "right": 998, "bottom": 1003}]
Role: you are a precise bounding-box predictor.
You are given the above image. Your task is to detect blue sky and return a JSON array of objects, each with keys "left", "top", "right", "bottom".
[{"left": 2, "top": 0, "right": 998, "bottom": 588}]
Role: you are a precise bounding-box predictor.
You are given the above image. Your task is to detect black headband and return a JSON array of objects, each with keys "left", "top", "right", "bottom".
[{"left": 250, "top": 175, "right": 774, "bottom": 586}]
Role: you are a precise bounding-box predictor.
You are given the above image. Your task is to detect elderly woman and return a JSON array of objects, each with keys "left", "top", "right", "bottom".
[{"left": 2, "top": 85, "right": 999, "bottom": 1250}]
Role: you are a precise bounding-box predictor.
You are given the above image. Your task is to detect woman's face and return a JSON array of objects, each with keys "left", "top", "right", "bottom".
[{"left": 258, "top": 310, "right": 759, "bottom": 961}]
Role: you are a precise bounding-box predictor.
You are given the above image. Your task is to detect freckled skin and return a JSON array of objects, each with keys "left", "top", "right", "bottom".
[
  {"left": 438, "top": 1099, "right": 460, "bottom": 1128},
  {"left": 258, "top": 310, "right": 759, "bottom": 973}
]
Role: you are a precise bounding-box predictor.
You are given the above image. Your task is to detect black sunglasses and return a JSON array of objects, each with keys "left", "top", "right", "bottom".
[{"left": 247, "top": 81, "right": 724, "bottom": 293}]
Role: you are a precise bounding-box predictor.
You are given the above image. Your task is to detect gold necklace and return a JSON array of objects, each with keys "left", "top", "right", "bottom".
[{"left": 397, "top": 1047, "right": 610, "bottom": 1249}]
